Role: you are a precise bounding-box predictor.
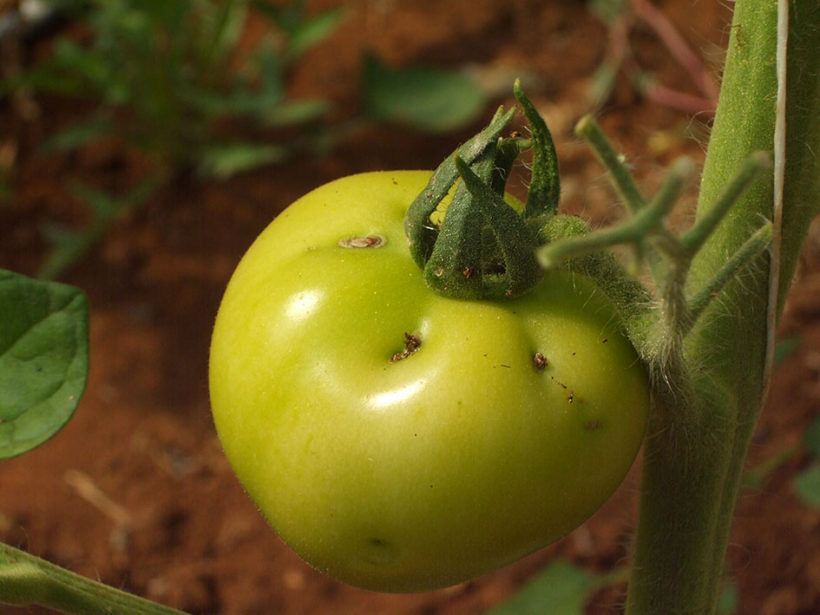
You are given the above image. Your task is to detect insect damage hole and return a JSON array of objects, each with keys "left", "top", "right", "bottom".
[
  {"left": 532, "top": 352, "right": 548, "bottom": 370},
  {"left": 338, "top": 235, "right": 387, "bottom": 248},
  {"left": 390, "top": 333, "right": 421, "bottom": 363}
]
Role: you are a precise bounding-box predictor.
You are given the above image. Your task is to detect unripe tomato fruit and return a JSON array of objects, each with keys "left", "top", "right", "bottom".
[{"left": 209, "top": 171, "right": 648, "bottom": 592}]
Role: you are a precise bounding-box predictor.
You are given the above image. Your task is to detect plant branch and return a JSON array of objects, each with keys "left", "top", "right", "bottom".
[
  {"left": 537, "top": 156, "right": 690, "bottom": 269},
  {"left": 680, "top": 151, "right": 771, "bottom": 254},
  {"left": 0, "top": 543, "right": 186, "bottom": 615},
  {"left": 575, "top": 115, "right": 647, "bottom": 213},
  {"left": 686, "top": 222, "right": 773, "bottom": 332}
]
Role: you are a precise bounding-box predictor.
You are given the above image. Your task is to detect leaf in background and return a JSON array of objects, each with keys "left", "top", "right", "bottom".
[
  {"left": 773, "top": 335, "right": 800, "bottom": 368},
  {"left": 284, "top": 6, "right": 348, "bottom": 62},
  {"left": 38, "top": 224, "right": 89, "bottom": 281},
  {"left": 483, "top": 560, "right": 595, "bottom": 615},
  {"left": 38, "top": 179, "right": 161, "bottom": 280},
  {"left": 40, "top": 114, "right": 114, "bottom": 154},
  {"left": 717, "top": 581, "right": 738, "bottom": 615},
  {"left": 363, "top": 53, "right": 488, "bottom": 134},
  {"left": 264, "top": 99, "right": 330, "bottom": 127},
  {"left": 0, "top": 270, "right": 89, "bottom": 459},
  {"left": 793, "top": 463, "right": 820, "bottom": 508},
  {"left": 253, "top": 0, "right": 347, "bottom": 63},
  {"left": 197, "top": 142, "right": 289, "bottom": 179},
  {"left": 201, "top": 0, "right": 247, "bottom": 69},
  {"left": 802, "top": 414, "right": 820, "bottom": 458}
]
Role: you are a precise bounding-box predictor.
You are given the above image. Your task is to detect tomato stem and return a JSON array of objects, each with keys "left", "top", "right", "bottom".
[{"left": 0, "top": 542, "right": 185, "bottom": 614}]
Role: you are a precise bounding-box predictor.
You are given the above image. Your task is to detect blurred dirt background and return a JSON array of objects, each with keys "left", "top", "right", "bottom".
[{"left": 1, "top": 1, "right": 819, "bottom": 613}]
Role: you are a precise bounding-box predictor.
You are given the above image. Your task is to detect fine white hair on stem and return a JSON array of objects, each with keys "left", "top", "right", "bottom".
[{"left": 763, "top": 0, "right": 788, "bottom": 389}]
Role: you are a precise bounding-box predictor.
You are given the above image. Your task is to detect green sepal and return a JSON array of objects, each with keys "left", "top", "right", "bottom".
[
  {"left": 405, "top": 106, "right": 515, "bottom": 269},
  {"left": 423, "top": 145, "right": 498, "bottom": 298},
  {"left": 405, "top": 83, "right": 562, "bottom": 300},
  {"left": 490, "top": 136, "right": 528, "bottom": 195},
  {"left": 450, "top": 156, "right": 540, "bottom": 299},
  {"left": 514, "top": 79, "right": 560, "bottom": 217}
]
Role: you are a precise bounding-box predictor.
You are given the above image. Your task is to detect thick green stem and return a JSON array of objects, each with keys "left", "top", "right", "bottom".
[
  {"left": 626, "top": 1, "right": 820, "bottom": 614},
  {"left": 0, "top": 543, "right": 186, "bottom": 614}
]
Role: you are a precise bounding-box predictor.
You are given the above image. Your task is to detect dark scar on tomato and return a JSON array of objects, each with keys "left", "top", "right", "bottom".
[
  {"left": 338, "top": 235, "right": 386, "bottom": 248},
  {"left": 390, "top": 333, "right": 422, "bottom": 363}
]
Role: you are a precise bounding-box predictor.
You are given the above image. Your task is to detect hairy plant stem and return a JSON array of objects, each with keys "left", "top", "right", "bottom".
[
  {"left": 626, "top": 1, "right": 820, "bottom": 614},
  {"left": 0, "top": 543, "right": 185, "bottom": 614}
]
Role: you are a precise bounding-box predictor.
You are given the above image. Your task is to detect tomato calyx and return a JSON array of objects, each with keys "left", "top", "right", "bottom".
[{"left": 404, "top": 81, "right": 561, "bottom": 301}]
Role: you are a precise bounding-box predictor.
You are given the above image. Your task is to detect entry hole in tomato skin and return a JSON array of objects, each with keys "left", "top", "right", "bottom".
[
  {"left": 390, "top": 332, "right": 422, "bottom": 363},
  {"left": 532, "top": 352, "right": 548, "bottom": 370}
]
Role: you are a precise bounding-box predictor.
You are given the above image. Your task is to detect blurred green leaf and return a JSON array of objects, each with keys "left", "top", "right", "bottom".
[
  {"left": 793, "top": 463, "right": 820, "bottom": 507},
  {"left": 773, "top": 336, "right": 801, "bottom": 368},
  {"left": 803, "top": 414, "right": 820, "bottom": 458},
  {"left": 200, "top": 0, "right": 247, "bottom": 69},
  {"left": 363, "top": 53, "right": 488, "bottom": 133},
  {"left": 483, "top": 560, "right": 594, "bottom": 615},
  {"left": 40, "top": 115, "right": 114, "bottom": 154},
  {"left": 264, "top": 99, "right": 330, "bottom": 127},
  {"left": 38, "top": 179, "right": 161, "bottom": 280},
  {"left": 0, "top": 270, "right": 89, "bottom": 459},
  {"left": 253, "top": 0, "right": 347, "bottom": 62},
  {"left": 286, "top": 6, "right": 348, "bottom": 61},
  {"left": 588, "top": 0, "right": 627, "bottom": 25},
  {"left": 717, "top": 581, "right": 738, "bottom": 615},
  {"left": 197, "top": 142, "right": 289, "bottom": 179}
]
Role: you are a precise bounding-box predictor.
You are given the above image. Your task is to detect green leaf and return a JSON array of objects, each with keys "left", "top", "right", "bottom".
[
  {"left": 40, "top": 114, "right": 115, "bottom": 154},
  {"left": 0, "top": 270, "right": 89, "bottom": 459},
  {"left": 363, "top": 53, "right": 488, "bottom": 133},
  {"left": 717, "top": 581, "right": 738, "bottom": 615},
  {"left": 793, "top": 463, "right": 820, "bottom": 507},
  {"left": 197, "top": 142, "right": 289, "bottom": 179},
  {"left": 483, "top": 560, "right": 595, "bottom": 615},
  {"left": 773, "top": 336, "right": 800, "bottom": 368},
  {"left": 285, "top": 6, "right": 348, "bottom": 61},
  {"left": 803, "top": 414, "right": 820, "bottom": 458},
  {"left": 263, "top": 99, "right": 330, "bottom": 126}
]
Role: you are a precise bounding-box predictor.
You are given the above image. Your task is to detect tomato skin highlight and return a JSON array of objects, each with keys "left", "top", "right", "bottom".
[{"left": 209, "top": 171, "right": 649, "bottom": 592}]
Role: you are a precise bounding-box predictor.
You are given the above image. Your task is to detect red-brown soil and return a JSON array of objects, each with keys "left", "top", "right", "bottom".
[{"left": 1, "top": 2, "right": 818, "bottom": 614}]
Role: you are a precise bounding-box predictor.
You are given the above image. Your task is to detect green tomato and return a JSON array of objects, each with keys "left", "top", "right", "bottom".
[{"left": 209, "top": 171, "right": 648, "bottom": 593}]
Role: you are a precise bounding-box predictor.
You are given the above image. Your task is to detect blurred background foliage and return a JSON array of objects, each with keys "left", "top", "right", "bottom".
[{"left": 1, "top": 0, "right": 490, "bottom": 278}]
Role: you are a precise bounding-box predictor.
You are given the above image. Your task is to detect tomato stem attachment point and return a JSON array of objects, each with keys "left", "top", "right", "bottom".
[{"left": 404, "top": 83, "right": 560, "bottom": 300}]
